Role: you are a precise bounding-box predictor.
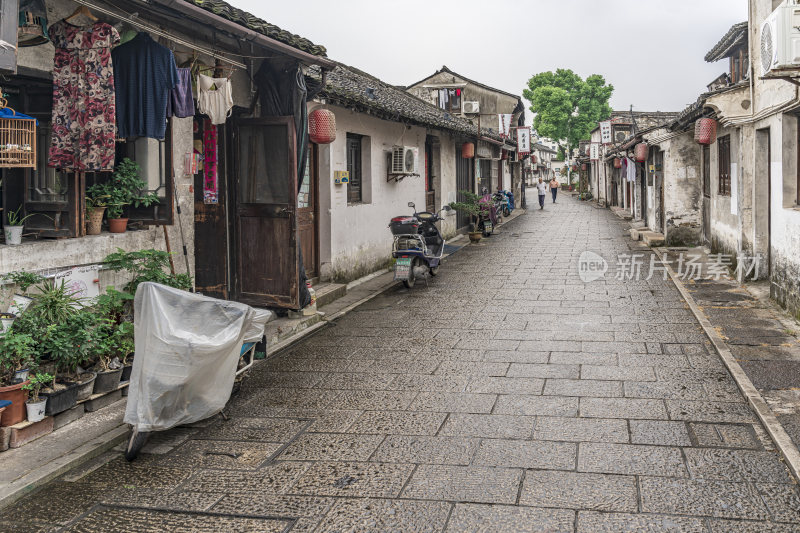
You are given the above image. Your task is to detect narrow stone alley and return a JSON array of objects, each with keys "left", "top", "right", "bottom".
[{"left": 3, "top": 197, "right": 799, "bottom": 532}]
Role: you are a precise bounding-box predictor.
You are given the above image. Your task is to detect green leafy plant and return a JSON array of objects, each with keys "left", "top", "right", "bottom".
[
  {"left": 2, "top": 270, "right": 45, "bottom": 295},
  {"left": 5, "top": 205, "right": 39, "bottom": 227},
  {"left": 0, "top": 331, "right": 36, "bottom": 386},
  {"left": 88, "top": 317, "right": 134, "bottom": 371},
  {"left": 40, "top": 309, "right": 95, "bottom": 383},
  {"left": 22, "top": 372, "right": 53, "bottom": 403},
  {"left": 102, "top": 248, "right": 192, "bottom": 295},
  {"left": 89, "top": 158, "right": 159, "bottom": 219},
  {"left": 449, "top": 190, "right": 488, "bottom": 232},
  {"left": 22, "top": 279, "right": 84, "bottom": 324}
]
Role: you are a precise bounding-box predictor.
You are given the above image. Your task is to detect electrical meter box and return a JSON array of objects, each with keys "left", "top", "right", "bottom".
[{"left": 334, "top": 170, "right": 349, "bottom": 184}]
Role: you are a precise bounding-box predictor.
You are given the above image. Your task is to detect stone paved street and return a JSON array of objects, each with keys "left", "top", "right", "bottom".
[{"left": 3, "top": 197, "right": 800, "bottom": 532}]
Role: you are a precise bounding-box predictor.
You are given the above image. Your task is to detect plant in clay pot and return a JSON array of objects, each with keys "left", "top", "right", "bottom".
[
  {"left": 449, "top": 190, "right": 485, "bottom": 243},
  {"left": 22, "top": 372, "right": 52, "bottom": 422},
  {"left": 84, "top": 187, "right": 110, "bottom": 235},
  {"left": 0, "top": 330, "right": 36, "bottom": 425},
  {"left": 94, "top": 158, "right": 159, "bottom": 233}
]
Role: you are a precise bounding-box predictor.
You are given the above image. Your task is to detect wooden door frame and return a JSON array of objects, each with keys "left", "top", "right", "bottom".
[
  {"left": 308, "top": 143, "right": 321, "bottom": 278},
  {"left": 230, "top": 116, "right": 299, "bottom": 308}
]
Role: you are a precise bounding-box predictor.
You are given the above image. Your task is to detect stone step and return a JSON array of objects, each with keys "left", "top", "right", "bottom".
[
  {"left": 314, "top": 282, "right": 347, "bottom": 308},
  {"left": 630, "top": 221, "right": 646, "bottom": 229},
  {"left": 641, "top": 231, "right": 665, "bottom": 247},
  {"left": 629, "top": 228, "right": 642, "bottom": 241}
]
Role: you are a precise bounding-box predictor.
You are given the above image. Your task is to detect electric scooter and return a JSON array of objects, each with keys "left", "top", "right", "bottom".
[{"left": 389, "top": 202, "right": 451, "bottom": 288}]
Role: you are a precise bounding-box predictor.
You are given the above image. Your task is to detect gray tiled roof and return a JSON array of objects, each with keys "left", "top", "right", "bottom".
[
  {"left": 182, "top": 0, "right": 327, "bottom": 56},
  {"left": 705, "top": 22, "right": 748, "bottom": 63},
  {"left": 316, "top": 63, "right": 494, "bottom": 138}
]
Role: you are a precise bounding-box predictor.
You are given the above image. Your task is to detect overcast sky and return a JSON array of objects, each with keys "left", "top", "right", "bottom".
[{"left": 237, "top": 0, "right": 748, "bottom": 121}]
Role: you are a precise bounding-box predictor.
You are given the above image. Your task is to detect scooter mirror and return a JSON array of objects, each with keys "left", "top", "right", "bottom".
[{"left": 408, "top": 202, "right": 415, "bottom": 209}]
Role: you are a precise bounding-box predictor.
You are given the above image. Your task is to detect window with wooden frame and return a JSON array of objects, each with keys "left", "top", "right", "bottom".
[
  {"left": 730, "top": 47, "right": 748, "bottom": 84},
  {"left": 718, "top": 135, "right": 731, "bottom": 196},
  {"left": 346, "top": 133, "right": 362, "bottom": 204}
]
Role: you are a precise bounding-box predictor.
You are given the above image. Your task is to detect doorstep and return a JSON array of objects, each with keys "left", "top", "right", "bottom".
[{"left": 641, "top": 231, "right": 665, "bottom": 247}]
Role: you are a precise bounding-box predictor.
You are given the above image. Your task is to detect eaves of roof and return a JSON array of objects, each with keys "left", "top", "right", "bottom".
[
  {"left": 705, "top": 22, "right": 748, "bottom": 62},
  {"left": 409, "top": 65, "right": 524, "bottom": 105}
]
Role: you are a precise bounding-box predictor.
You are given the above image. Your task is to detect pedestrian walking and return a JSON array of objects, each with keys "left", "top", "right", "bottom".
[
  {"left": 550, "top": 176, "right": 559, "bottom": 203},
  {"left": 537, "top": 177, "right": 547, "bottom": 209}
]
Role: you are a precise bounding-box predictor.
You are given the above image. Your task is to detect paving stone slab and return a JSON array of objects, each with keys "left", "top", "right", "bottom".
[
  {"left": 755, "top": 483, "right": 800, "bottom": 524},
  {"left": 180, "top": 461, "right": 310, "bottom": 494},
  {"left": 195, "top": 417, "right": 307, "bottom": 442},
  {"left": 370, "top": 435, "right": 479, "bottom": 465},
  {"left": 494, "top": 395, "right": 579, "bottom": 417},
  {"left": 316, "top": 498, "right": 451, "bottom": 533},
  {"left": 483, "top": 350, "right": 549, "bottom": 363},
  {"left": 580, "top": 398, "right": 669, "bottom": 419},
  {"left": 665, "top": 400, "right": 757, "bottom": 424},
  {"left": 684, "top": 448, "right": 794, "bottom": 483},
  {"left": 624, "top": 380, "right": 710, "bottom": 400},
  {"left": 346, "top": 411, "right": 446, "bottom": 435},
  {"left": 578, "top": 442, "right": 687, "bottom": 477},
  {"left": 439, "top": 413, "right": 535, "bottom": 439},
  {"left": 279, "top": 433, "right": 384, "bottom": 462},
  {"left": 629, "top": 420, "right": 691, "bottom": 446},
  {"left": 532, "top": 416, "right": 629, "bottom": 443},
  {"left": 506, "top": 363, "right": 580, "bottom": 379},
  {"left": 639, "top": 477, "right": 769, "bottom": 519},
  {"left": 101, "top": 490, "right": 222, "bottom": 512},
  {"left": 472, "top": 439, "right": 576, "bottom": 470},
  {"left": 0, "top": 481, "right": 105, "bottom": 525},
  {"left": 278, "top": 409, "right": 363, "bottom": 433},
  {"left": 387, "top": 374, "right": 470, "bottom": 392},
  {"left": 335, "top": 390, "right": 418, "bottom": 411},
  {"left": 61, "top": 507, "right": 290, "bottom": 532},
  {"left": 446, "top": 503, "right": 575, "bottom": 533},
  {"left": 577, "top": 511, "right": 707, "bottom": 532},
  {"left": 520, "top": 470, "right": 637, "bottom": 512},
  {"left": 315, "top": 372, "right": 398, "bottom": 390},
  {"left": 707, "top": 519, "right": 800, "bottom": 532},
  {"left": 166, "top": 440, "right": 282, "bottom": 469},
  {"left": 434, "top": 361, "right": 511, "bottom": 376},
  {"left": 288, "top": 461, "right": 414, "bottom": 498},
  {"left": 688, "top": 422, "right": 762, "bottom": 450},
  {"left": 465, "top": 376, "right": 544, "bottom": 395},
  {"left": 408, "top": 392, "right": 497, "bottom": 413},
  {"left": 544, "top": 378, "right": 623, "bottom": 397},
  {"left": 210, "top": 494, "right": 335, "bottom": 532},
  {"left": 402, "top": 465, "right": 523, "bottom": 504},
  {"left": 548, "top": 352, "right": 619, "bottom": 365}
]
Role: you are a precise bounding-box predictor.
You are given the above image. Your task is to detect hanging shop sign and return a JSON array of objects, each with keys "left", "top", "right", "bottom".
[
  {"left": 516, "top": 126, "right": 531, "bottom": 154},
  {"left": 590, "top": 142, "right": 600, "bottom": 161},
  {"left": 600, "top": 121, "right": 612, "bottom": 144}
]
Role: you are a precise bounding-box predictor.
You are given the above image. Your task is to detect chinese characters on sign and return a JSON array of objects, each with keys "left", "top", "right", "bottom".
[
  {"left": 517, "top": 127, "right": 531, "bottom": 154},
  {"left": 590, "top": 143, "right": 600, "bottom": 161},
  {"left": 600, "top": 121, "right": 612, "bottom": 144}
]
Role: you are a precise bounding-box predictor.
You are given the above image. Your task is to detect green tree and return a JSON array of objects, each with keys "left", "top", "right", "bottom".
[{"left": 523, "top": 69, "right": 613, "bottom": 157}]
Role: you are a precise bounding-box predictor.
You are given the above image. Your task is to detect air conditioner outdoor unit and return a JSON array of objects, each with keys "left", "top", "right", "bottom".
[
  {"left": 614, "top": 130, "right": 630, "bottom": 143},
  {"left": 391, "top": 146, "right": 418, "bottom": 174},
  {"left": 463, "top": 101, "right": 480, "bottom": 114},
  {"left": 761, "top": 3, "right": 800, "bottom": 76}
]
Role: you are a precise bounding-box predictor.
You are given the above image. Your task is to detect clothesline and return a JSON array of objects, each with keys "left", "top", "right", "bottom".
[{"left": 72, "top": 0, "right": 247, "bottom": 69}]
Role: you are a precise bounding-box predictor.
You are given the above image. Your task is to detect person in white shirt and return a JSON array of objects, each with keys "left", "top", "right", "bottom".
[{"left": 536, "top": 178, "right": 548, "bottom": 209}]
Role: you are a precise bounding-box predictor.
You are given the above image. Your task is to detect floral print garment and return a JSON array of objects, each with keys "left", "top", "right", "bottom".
[{"left": 48, "top": 21, "right": 120, "bottom": 171}]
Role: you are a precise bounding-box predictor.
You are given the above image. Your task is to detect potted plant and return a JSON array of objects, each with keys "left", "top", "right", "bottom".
[
  {"left": 39, "top": 310, "right": 95, "bottom": 415},
  {"left": 449, "top": 191, "right": 484, "bottom": 244},
  {"left": 101, "top": 158, "right": 159, "bottom": 233},
  {"left": 22, "top": 372, "right": 52, "bottom": 423},
  {"left": 84, "top": 187, "right": 110, "bottom": 236},
  {"left": 0, "top": 330, "right": 35, "bottom": 425},
  {"left": 3, "top": 270, "right": 45, "bottom": 316},
  {"left": 3, "top": 206, "right": 37, "bottom": 245}
]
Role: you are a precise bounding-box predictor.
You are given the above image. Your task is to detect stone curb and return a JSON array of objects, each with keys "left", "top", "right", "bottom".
[{"left": 653, "top": 247, "right": 800, "bottom": 484}]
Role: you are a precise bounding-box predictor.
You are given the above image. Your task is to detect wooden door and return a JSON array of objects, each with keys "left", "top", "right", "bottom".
[
  {"left": 425, "top": 142, "right": 435, "bottom": 213},
  {"left": 702, "top": 145, "right": 711, "bottom": 245},
  {"left": 455, "top": 150, "right": 473, "bottom": 229},
  {"left": 298, "top": 144, "right": 318, "bottom": 279},
  {"left": 233, "top": 117, "right": 299, "bottom": 308}
]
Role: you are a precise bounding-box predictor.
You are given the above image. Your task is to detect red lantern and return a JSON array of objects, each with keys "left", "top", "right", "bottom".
[
  {"left": 581, "top": 163, "right": 588, "bottom": 171},
  {"left": 614, "top": 157, "right": 622, "bottom": 169},
  {"left": 531, "top": 154, "right": 537, "bottom": 164},
  {"left": 634, "top": 143, "right": 649, "bottom": 162},
  {"left": 309, "top": 109, "right": 336, "bottom": 144},
  {"left": 501, "top": 149, "right": 508, "bottom": 160},
  {"left": 461, "top": 142, "right": 475, "bottom": 159},
  {"left": 694, "top": 118, "right": 717, "bottom": 145}
]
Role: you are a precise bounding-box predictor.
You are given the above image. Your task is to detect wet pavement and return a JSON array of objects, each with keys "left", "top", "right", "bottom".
[{"left": 3, "top": 196, "right": 800, "bottom": 532}]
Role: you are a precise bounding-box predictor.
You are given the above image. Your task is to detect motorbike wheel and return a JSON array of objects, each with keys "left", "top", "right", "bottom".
[
  {"left": 124, "top": 428, "right": 150, "bottom": 462},
  {"left": 429, "top": 266, "right": 439, "bottom": 276},
  {"left": 503, "top": 207, "right": 511, "bottom": 217},
  {"left": 402, "top": 258, "right": 418, "bottom": 289}
]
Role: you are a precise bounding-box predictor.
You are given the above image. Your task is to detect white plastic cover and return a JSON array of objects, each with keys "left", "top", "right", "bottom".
[{"left": 124, "top": 282, "right": 270, "bottom": 432}]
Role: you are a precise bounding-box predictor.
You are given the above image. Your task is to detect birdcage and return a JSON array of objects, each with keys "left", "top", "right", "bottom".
[{"left": 0, "top": 99, "right": 37, "bottom": 168}]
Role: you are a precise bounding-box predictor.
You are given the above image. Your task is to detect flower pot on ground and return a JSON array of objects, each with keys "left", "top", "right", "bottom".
[
  {"left": 75, "top": 371, "right": 97, "bottom": 401},
  {"left": 41, "top": 380, "right": 78, "bottom": 416},
  {"left": 3, "top": 225, "right": 23, "bottom": 245},
  {"left": 93, "top": 368, "right": 121, "bottom": 394},
  {"left": 468, "top": 232, "right": 482, "bottom": 244},
  {"left": 22, "top": 372, "right": 52, "bottom": 423},
  {"left": 0, "top": 380, "right": 29, "bottom": 425}
]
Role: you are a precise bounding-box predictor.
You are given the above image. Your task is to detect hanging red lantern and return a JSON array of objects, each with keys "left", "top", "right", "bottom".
[
  {"left": 634, "top": 143, "right": 649, "bottom": 162},
  {"left": 581, "top": 163, "right": 588, "bottom": 171},
  {"left": 309, "top": 109, "right": 336, "bottom": 144},
  {"left": 501, "top": 149, "right": 508, "bottom": 160},
  {"left": 614, "top": 157, "right": 622, "bottom": 169},
  {"left": 461, "top": 142, "right": 475, "bottom": 159},
  {"left": 694, "top": 118, "right": 717, "bottom": 145},
  {"left": 531, "top": 154, "right": 537, "bottom": 164}
]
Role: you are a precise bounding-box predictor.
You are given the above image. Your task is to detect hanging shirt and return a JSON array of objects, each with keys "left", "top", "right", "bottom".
[
  {"left": 47, "top": 20, "right": 120, "bottom": 171},
  {"left": 166, "top": 67, "right": 195, "bottom": 119},
  {"left": 197, "top": 74, "right": 233, "bottom": 125},
  {"left": 112, "top": 32, "right": 179, "bottom": 139}
]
